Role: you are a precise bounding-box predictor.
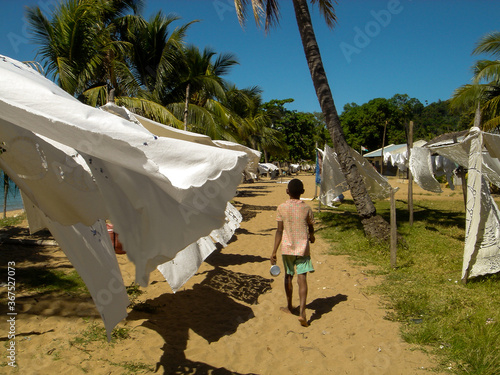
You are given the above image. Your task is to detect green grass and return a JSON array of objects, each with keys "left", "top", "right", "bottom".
[
  {"left": 16, "top": 268, "right": 89, "bottom": 295},
  {"left": 317, "top": 198, "right": 500, "bottom": 375},
  {"left": 0, "top": 212, "right": 25, "bottom": 227},
  {"left": 70, "top": 319, "right": 130, "bottom": 348},
  {"left": 106, "top": 360, "right": 155, "bottom": 374}
]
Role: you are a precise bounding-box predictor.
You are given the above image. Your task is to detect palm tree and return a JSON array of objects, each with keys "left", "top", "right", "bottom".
[
  {"left": 113, "top": 10, "right": 193, "bottom": 127},
  {"left": 26, "top": 0, "right": 143, "bottom": 103},
  {"left": 123, "top": 41, "right": 244, "bottom": 139},
  {"left": 24, "top": 0, "right": 287, "bottom": 150},
  {"left": 120, "top": 42, "right": 242, "bottom": 139},
  {"left": 233, "top": 0, "right": 389, "bottom": 239},
  {"left": 224, "top": 85, "right": 287, "bottom": 158},
  {"left": 176, "top": 45, "right": 238, "bottom": 130},
  {"left": 451, "top": 31, "right": 500, "bottom": 131},
  {"left": 1, "top": 171, "right": 8, "bottom": 219}
]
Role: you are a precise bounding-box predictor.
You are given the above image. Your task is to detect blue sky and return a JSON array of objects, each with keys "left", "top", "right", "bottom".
[{"left": 1, "top": 0, "right": 499, "bottom": 114}]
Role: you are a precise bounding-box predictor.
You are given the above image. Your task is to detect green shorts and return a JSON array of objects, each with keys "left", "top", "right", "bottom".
[{"left": 282, "top": 255, "right": 315, "bottom": 276}]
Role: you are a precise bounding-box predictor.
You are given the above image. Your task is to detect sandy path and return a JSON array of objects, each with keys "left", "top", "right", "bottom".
[{"left": 0, "top": 174, "right": 446, "bottom": 374}]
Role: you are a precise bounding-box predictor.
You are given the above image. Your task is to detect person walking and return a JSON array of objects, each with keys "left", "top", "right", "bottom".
[{"left": 271, "top": 178, "right": 315, "bottom": 327}]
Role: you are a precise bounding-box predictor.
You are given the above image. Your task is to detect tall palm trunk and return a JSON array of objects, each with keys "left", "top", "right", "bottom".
[
  {"left": 292, "top": 0, "right": 390, "bottom": 239},
  {"left": 184, "top": 83, "right": 191, "bottom": 131},
  {"left": 3, "top": 171, "right": 8, "bottom": 219}
]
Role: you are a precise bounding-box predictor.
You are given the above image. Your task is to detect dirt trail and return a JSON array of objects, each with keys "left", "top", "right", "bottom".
[{"left": 0, "top": 174, "right": 447, "bottom": 374}]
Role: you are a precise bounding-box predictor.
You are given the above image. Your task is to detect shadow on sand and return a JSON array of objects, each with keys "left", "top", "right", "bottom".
[
  {"left": 205, "top": 245, "right": 269, "bottom": 269},
  {"left": 307, "top": 294, "right": 348, "bottom": 325},
  {"left": 128, "top": 267, "right": 273, "bottom": 374}
]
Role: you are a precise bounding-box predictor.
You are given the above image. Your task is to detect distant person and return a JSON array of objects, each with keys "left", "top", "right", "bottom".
[{"left": 270, "top": 178, "right": 315, "bottom": 327}]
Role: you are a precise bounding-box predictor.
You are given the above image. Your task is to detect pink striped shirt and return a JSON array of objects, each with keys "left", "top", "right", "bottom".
[{"left": 276, "top": 199, "right": 314, "bottom": 256}]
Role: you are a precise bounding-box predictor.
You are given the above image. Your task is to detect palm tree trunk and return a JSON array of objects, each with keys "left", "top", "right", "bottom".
[
  {"left": 184, "top": 83, "right": 191, "bottom": 131},
  {"left": 3, "top": 172, "right": 8, "bottom": 219},
  {"left": 292, "top": 0, "right": 390, "bottom": 240}
]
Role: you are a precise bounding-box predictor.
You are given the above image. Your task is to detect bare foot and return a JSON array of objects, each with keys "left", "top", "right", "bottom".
[
  {"left": 280, "top": 307, "right": 293, "bottom": 314},
  {"left": 298, "top": 316, "right": 309, "bottom": 327}
]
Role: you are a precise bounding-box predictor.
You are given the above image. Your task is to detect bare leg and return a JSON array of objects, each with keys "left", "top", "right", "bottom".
[
  {"left": 297, "top": 273, "right": 309, "bottom": 327},
  {"left": 280, "top": 273, "right": 294, "bottom": 314}
]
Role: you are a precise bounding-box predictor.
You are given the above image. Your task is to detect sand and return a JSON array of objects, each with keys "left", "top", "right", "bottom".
[{"left": 0, "top": 174, "right": 453, "bottom": 374}]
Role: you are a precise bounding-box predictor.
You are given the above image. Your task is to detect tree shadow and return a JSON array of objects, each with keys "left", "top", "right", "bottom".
[
  {"left": 0, "top": 290, "right": 98, "bottom": 318},
  {"left": 205, "top": 246, "right": 269, "bottom": 268},
  {"left": 0, "top": 226, "right": 52, "bottom": 241},
  {"left": 0, "top": 243, "right": 84, "bottom": 310},
  {"left": 234, "top": 203, "right": 277, "bottom": 221},
  {"left": 0, "top": 329, "right": 55, "bottom": 341},
  {"left": 233, "top": 227, "right": 272, "bottom": 237},
  {"left": 383, "top": 201, "right": 465, "bottom": 229},
  {"left": 235, "top": 185, "right": 272, "bottom": 198},
  {"left": 307, "top": 294, "right": 348, "bottom": 325},
  {"left": 315, "top": 211, "right": 364, "bottom": 234},
  {"left": 0, "top": 241, "right": 56, "bottom": 267},
  {"left": 127, "top": 268, "right": 273, "bottom": 374},
  {"left": 317, "top": 201, "right": 467, "bottom": 242}
]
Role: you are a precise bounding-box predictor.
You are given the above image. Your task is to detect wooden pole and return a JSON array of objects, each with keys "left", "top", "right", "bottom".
[
  {"left": 314, "top": 143, "right": 318, "bottom": 199},
  {"left": 390, "top": 188, "right": 397, "bottom": 268},
  {"left": 408, "top": 121, "right": 414, "bottom": 226},
  {"left": 317, "top": 191, "right": 321, "bottom": 212},
  {"left": 381, "top": 120, "right": 387, "bottom": 175}
]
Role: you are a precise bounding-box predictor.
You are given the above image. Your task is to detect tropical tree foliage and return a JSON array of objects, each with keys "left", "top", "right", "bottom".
[
  {"left": 341, "top": 98, "right": 399, "bottom": 152},
  {"left": 340, "top": 95, "right": 472, "bottom": 150},
  {"left": 340, "top": 94, "right": 422, "bottom": 151},
  {"left": 412, "top": 100, "right": 470, "bottom": 139},
  {"left": 226, "top": 91, "right": 287, "bottom": 160},
  {"left": 263, "top": 99, "right": 325, "bottom": 162},
  {"left": 26, "top": 0, "right": 144, "bottom": 100},
  {"left": 25, "top": 0, "right": 280, "bottom": 146},
  {"left": 451, "top": 31, "right": 500, "bottom": 131}
]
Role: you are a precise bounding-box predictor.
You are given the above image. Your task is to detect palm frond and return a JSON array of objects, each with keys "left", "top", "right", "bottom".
[
  {"left": 450, "top": 84, "right": 487, "bottom": 111},
  {"left": 212, "top": 52, "right": 239, "bottom": 76},
  {"left": 472, "top": 60, "right": 500, "bottom": 84},
  {"left": 310, "top": 0, "right": 338, "bottom": 29},
  {"left": 233, "top": 0, "right": 278, "bottom": 32},
  {"left": 263, "top": 0, "right": 280, "bottom": 32},
  {"left": 482, "top": 115, "right": 500, "bottom": 132},
  {"left": 483, "top": 93, "right": 500, "bottom": 119},
  {"left": 203, "top": 99, "right": 233, "bottom": 127},
  {"left": 116, "top": 96, "right": 183, "bottom": 128},
  {"left": 83, "top": 85, "right": 109, "bottom": 107},
  {"left": 473, "top": 31, "right": 500, "bottom": 57}
]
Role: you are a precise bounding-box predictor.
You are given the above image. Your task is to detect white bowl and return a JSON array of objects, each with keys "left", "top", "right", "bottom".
[{"left": 270, "top": 265, "right": 281, "bottom": 276}]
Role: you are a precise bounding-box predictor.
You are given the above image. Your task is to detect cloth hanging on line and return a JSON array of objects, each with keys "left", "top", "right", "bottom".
[
  {"left": 0, "top": 54, "right": 248, "bottom": 337},
  {"left": 99, "top": 103, "right": 253, "bottom": 293},
  {"left": 319, "top": 144, "right": 393, "bottom": 207},
  {"left": 415, "top": 128, "right": 500, "bottom": 280}
]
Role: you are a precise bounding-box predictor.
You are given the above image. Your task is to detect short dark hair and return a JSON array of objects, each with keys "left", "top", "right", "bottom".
[{"left": 288, "top": 178, "right": 304, "bottom": 196}]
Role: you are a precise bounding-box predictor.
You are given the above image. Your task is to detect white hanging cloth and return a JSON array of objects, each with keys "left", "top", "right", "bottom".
[
  {"left": 0, "top": 55, "right": 248, "bottom": 336},
  {"left": 462, "top": 130, "right": 500, "bottom": 279},
  {"left": 320, "top": 144, "right": 392, "bottom": 207},
  {"left": 99, "top": 103, "right": 251, "bottom": 293},
  {"left": 409, "top": 147, "right": 443, "bottom": 193},
  {"left": 419, "top": 128, "right": 500, "bottom": 280}
]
